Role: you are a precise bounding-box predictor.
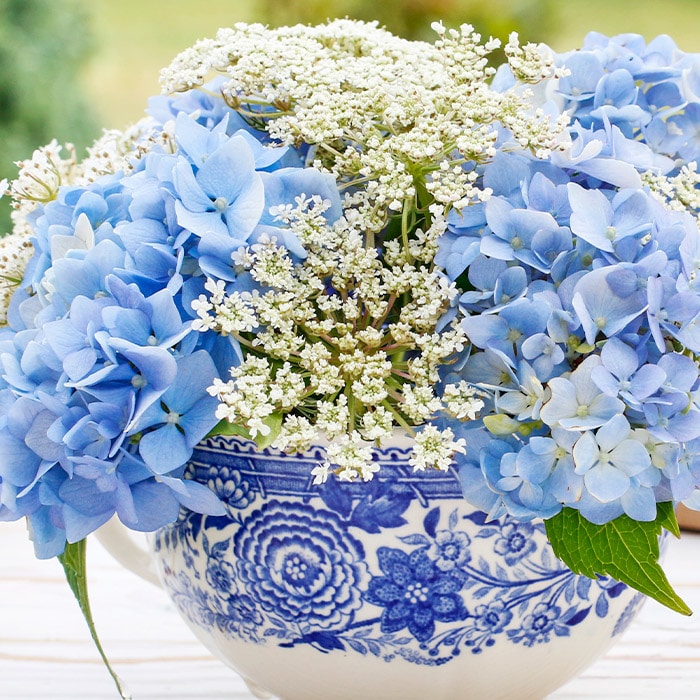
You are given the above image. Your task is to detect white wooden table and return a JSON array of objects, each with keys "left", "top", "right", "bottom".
[{"left": 1, "top": 517, "right": 699, "bottom": 700}]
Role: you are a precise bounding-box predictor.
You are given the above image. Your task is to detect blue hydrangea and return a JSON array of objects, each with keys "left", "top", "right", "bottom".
[
  {"left": 0, "top": 85, "right": 343, "bottom": 557},
  {"left": 440, "top": 33, "right": 700, "bottom": 526},
  {"left": 556, "top": 32, "right": 700, "bottom": 164}
]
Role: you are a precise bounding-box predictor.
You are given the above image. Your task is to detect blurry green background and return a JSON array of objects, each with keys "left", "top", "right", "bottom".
[{"left": 3, "top": 0, "right": 700, "bottom": 230}]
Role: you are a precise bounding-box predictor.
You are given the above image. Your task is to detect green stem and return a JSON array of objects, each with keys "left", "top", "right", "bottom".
[
  {"left": 381, "top": 399, "right": 417, "bottom": 436},
  {"left": 59, "top": 539, "right": 131, "bottom": 699}
]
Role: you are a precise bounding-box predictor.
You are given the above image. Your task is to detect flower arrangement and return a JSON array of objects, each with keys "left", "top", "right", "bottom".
[{"left": 3, "top": 18, "right": 700, "bottom": 691}]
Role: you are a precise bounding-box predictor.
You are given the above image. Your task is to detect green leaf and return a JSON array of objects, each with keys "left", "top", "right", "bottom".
[
  {"left": 253, "top": 412, "right": 284, "bottom": 449},
  {"left": 656, "top": 500, "right": 681, "bottom": 538},
  {"left": 207, "top": 418, "right": 251, "bottom": 439},
  {"left": 544, "top": 505, "right": 692, "bottom": 616},
  {"left": 59, "top": 540, "right": 132, "bottom": 699}
]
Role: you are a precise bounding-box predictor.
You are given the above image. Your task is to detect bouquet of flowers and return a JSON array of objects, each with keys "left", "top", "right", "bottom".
[{"left": 2, "top": 19, "right": 700, "bottom": 689}]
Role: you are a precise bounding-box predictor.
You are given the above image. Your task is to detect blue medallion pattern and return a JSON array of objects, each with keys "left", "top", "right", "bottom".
[
  {"left": 234, "top": 502, "right": 367, "bottom": 630},
  {"left": 153, "top": 436, "right": 641, "bottom": 665}
]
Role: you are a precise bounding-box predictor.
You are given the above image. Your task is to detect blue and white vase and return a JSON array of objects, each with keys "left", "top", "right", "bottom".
[{"left": 128, "top": 433, "right": 644, "bottom": 700}]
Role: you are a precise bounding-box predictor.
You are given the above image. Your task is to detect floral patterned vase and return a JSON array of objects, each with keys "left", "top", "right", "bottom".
[{"left": 150, "top": 433, "right": 645, "bottom": 700}]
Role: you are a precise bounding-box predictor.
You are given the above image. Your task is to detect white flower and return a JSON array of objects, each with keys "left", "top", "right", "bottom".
[
  {"left": 442, "top": 381, "right": 485, "bottom": 420},
  {"left": 361, "top": 407, "right": 394, "bottom": 442},
  {"left": 337, "top": 466, "right": 358, "bottom": 482},
  {"left": 360, "top": 461, "right": 381, "bottom": 481},
  {"left": 317, "top": 395, "right": 350, "bottom": 438},
  {"left": 402, "top": 385, "right": 443, "bottom": 423},
  {"left": 410, "top": 426, "right": 466, "bottom": 472},
  {"left": 326, "top": 432, "right": 375, "bottom": 481},
  {"left": 311, "top": 462, "right": 331, "bottom": 484},
  {"left": 165, "top": 19, "right": 570, "bottom": 482},
  {"left": 274, "top": 415, "right": 318, "bottom": 454},
  {"left": 0, "top": 228, "right": 34, "bottom": 326}
]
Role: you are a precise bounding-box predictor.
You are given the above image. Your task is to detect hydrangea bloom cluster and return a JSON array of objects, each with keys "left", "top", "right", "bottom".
[
  {"left": 445, "top": 31, "right": 700, "bottom": 528},
  {"left": 1, "top": 20, "right": 700, "bottom": 596}
]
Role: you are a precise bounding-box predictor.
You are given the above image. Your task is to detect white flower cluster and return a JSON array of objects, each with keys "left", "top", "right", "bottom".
[
  {"left": 78, "top": 119, "right": 162, "bottom": 183},
  {"left": 4, "top": 140, "right": 77, "bottom": 214},
  {"left": 504, "top": 32, "right": 562, "bottom": 84},
  {"left": 1, "top": 20, "right": 557, "bottom": 483},
  {"left": 643, "top": 163, "right": 700, "bottom": 214},
  {"left": 0, "top": 227, "right": 33, "bottom": 325},
  {"left": 172, "top": 20, "right": 564, "bottom": 481},
  {"left": 198, "top": 193, "right": 484, "bottom": 480},
  {"left": 2, "top": 116, "right": 160, "bottom": 221},
  {"left": 161, "top": 20, "right": 568, "bottom": 228},
  {"left": 0, "top": 115, "right": 167, "bottom": 325}
]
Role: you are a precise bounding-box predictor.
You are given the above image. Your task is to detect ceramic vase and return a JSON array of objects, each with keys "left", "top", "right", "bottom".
[{"left": 101, "top": 433, "right": 646, "bottom": 700}]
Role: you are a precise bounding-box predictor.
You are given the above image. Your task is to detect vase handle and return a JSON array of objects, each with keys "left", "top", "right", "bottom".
[{"left": 94, "top": 517, "right": 162, "bottom": 588}]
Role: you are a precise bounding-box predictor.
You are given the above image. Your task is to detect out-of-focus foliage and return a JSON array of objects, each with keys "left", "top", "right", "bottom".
[
  {"left": 0, "top": 0, "right": 97, "bottom": 231},
  {"left": 257, "top": 0, "right": 557, "bottom": 52}
]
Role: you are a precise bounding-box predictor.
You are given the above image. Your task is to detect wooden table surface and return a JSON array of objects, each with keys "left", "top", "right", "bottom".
[{"left": 1, "top": 517, "right": 700, "bottom": 700}]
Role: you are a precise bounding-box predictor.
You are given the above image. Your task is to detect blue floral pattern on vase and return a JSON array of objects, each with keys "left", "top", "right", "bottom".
[
  {"left": 153, "top": 435, "right": 642, "bottom": 666},
  {"left": 234, "top": 502, "right": 367, "bottom": 630},
  {"left": 365, "top": 548, "right": 468, "bottom": 642}
]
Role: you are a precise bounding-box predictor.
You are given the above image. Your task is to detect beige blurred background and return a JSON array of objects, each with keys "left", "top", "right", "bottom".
[{"left": 79, "top": 0, "right": 700, "bottom": 129}]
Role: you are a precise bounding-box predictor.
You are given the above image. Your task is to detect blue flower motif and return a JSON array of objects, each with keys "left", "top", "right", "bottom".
[
  {"left": 364, "top": 547, "right": 468, "bottom": 643},
  {"left": 219, "top": 594, "right": 264, "bottom": 635},
  {"left": 473, "top": 600, "right": 513, "bottom": 635},
  {"left": 493, "top": 521, "right": 537, "bottom": 565},
  {"left": 515, "top": 602, "right": 568, "bottom": 647},
  {"left": 234, "top": 502, "right": 367, "bottom": 630},
  {"left": 206, "top": 559, "right": 236, "bottom": 595},
  {"left": 429, "top": 530, "right": 471, "bottom": 572},
  {"left": 206, "top": 466, "right": 255, "bottom": 509}
]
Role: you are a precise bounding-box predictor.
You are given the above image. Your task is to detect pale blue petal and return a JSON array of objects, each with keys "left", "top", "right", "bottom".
[
  {"left": 599, "top": 337, "right": 638, "bottom": 381},
  {"left": 173, "top": 160, "right": 212, "bottom": 213},
  {"left": 630, "top": 364, "right": 666, "bottom": 400},
  {"left": 157, "top": 475, "right": 226, "bottom": 515},
  {"left": 63, "top": 348, "right": 98, "bottom": 382},
  {"left": 196, "top": 135, "right": 256, "bottom": 202},
  {"left": 139, "top": 424, "right": 191, "bottom": 474},
  {"left": 590, "top": 366, "right": 620, "bottom": 397},
  {"left": 572, "top": 431, "right": 599, "bottom": 473},
  {"left": 129, "top": 480, "right": 180, "bottom": 531},
  {"left": 620, "top": 486, "right": 657, "bottom": 521},
  {"left": 584, "top": 462, "right": 630, "bottom": 502}
]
